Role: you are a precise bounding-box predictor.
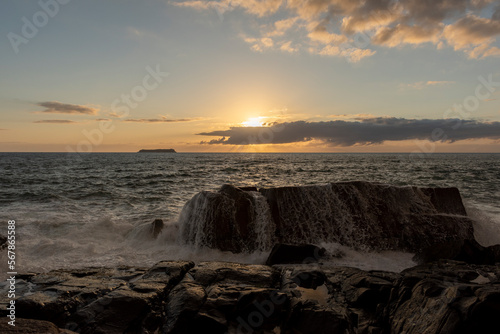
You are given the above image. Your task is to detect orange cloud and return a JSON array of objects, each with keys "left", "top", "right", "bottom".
[
  {"left": 443, "top": 15, "right": 500, "bottom": 58},
  {"left": 173, "top": 0, "right": 500, "bottom": 60}
]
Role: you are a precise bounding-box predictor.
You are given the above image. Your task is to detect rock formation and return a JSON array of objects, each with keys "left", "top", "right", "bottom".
[
  {"left": 179, "top": 182, "right": 475, "bottom": 256},
  {"left": 138, "top": 149, "right": 176, "bottom": 153},
  {"left": 2, "top": 260, "right": 499, "bottom": 333}
]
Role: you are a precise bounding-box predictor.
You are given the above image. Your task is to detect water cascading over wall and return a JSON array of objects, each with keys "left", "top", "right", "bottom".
[{"left": 178, "top": 182, "right": 475, "bottom": 253}]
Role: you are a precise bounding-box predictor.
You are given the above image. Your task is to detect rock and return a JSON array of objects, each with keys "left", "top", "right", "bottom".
[
  {"left": 285, "top": 304, "right": 355, "bottom": 334},
  {"left": 12, "top": 262, "right": 194, "bottom": 334},
  {"left": 164, "top": 281, "right": 207, "bottom": 334},
  {"left": 388, "top": 260, "right": 500, "bottom": 334},
  {"left": 179, "top": 182, "right": 475, "bottom": 254},
  {"left": 5, "top": 260, "right": 500, "bottom": 334},
  {"left": 414, "top": 239, "right": 500, "bottom": 265},
  {"left": 454, "top": 239, "right": 496, "bottom": 265},
  {"left": 0, "top": 318, "right": 79, "bottom": 333},
  {"left": 261, "top": 182, "right": 474, "bottom": 253},
  {"left": 179, "top": 185, "right": 256, "bottom": 253},
  {"left": 0, "top": 234, "right": 6, "bottom": 250},
  {"left": 419, "top": 187, "right": 468, "bottom": 215},
  {"left": 266, "top": 244, "right": 326, "bottom": 265},
  {"left": 150, "top": 219, "right": 164, "bottom": 238},
  {"left": 189, "top": 262, "right": 279, "bottom": 288},
  {"left": 290, "top": 270, "right": 326, "bottom": 289}
]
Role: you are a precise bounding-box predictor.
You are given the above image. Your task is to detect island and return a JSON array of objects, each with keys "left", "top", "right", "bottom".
[{"left": 138, "top": 149, "right": 176, "bottom": 153}]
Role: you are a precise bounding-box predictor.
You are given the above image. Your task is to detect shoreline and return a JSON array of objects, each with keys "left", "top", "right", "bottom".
[{"left": 1, "top": 259, "right": 499, "bottom": 333}]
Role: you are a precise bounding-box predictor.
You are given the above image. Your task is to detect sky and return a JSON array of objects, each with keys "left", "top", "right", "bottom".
[{"left": 1, "top": 0, "right": 500, "bottom": 153}]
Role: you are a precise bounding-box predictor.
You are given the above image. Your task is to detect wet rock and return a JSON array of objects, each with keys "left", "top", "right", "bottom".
[
  {"left": 179, "top": 185, "right": 256, "bottom": 252},
  {"left": 266, "top": 244, "right": 326, "bottom": 265},
  {"left": 180, "top": 182, "right": 475, "bottom": 254},
  {"left": 5, "top": 260, "right": 500, "bottom": 334},
  {"left": 285, "top": 304, "right": 355, "bottom": 334},
  {"left": 189, "top": 261, "right": 279, "bottom": 288},
  {"left": 190, "top": 262, "right": 287, "bottom": 333},
  {"left": 419, "top": 187, "right": 468, "bottom": 216},
  {"left": 0, "top": 318, "right": 78, "bottom": 334},
  {"left": 388, "top": 260, "right": 500, "bottom": 334},
  {"left": 454, "top": 240, "right": 500, "bottom": 265},
  {"left": 163, "top": 281, "right": 207, "bottom": 334},
  {"left": 415, "top": 239, "right": 500, "bottom": 265},
  {"left": 290, "top": 270, "right": 326, "bottom": 289},
  {"left": 261, "top": 182, "right": 475, "bottom": 253},
  {"left": 11, "top": 262, "right": 194, "bottom": 334},
  {"left": 150, "top": 219, "right": 164, "bottom": 238},
  {"left": 0, "top": 234, "right": 7, "bottom": 250}
]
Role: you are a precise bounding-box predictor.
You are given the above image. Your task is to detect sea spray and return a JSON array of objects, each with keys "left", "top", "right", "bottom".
[
  {"left": 248, "top": 191, "right": 275, "bottom": 251},
  {"left": 1, "top": 153, "right": 499, "bottom": 274}
]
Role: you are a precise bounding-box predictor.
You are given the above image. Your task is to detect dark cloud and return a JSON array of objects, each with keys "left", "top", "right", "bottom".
[
  {"left": 493, "top": 5, "right": 500, "bottom": 20},
  {"left": 34, "top": 120, "right": 78, "bottom": 124},
  {"left": 198, "top": 118, "right": 500, "bottom": 146},
  {"left": 36, "top": 101, "right": 98, "bottom": 115}
]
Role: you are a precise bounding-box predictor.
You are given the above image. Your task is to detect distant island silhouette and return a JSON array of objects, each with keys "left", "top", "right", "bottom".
[{"left": 138, "top": 149, "right": 176, "bottom": 153}]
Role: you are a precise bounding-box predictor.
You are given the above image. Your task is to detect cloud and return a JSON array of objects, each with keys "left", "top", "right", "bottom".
[
  {"left": 280, "top": 41, "right": 298, "bottom": 53},
  {"left": 173, "top": 0, "right": 500, "bottom": 60},
  {"left": 34, "top": 120, "right": 78, "bottom": 124},
  {"left": 197, "top": 118, "right": 500, "bottom": 146},
  {"left": 372, "top": 24, "right": 443, "bottom": 47},
  {"left": 316, "top": 44, "right": 376, "bottom": 62},
  {"left": 36, "top": 101, "right": 98, "bottom": 115},
  {"left": 407, "top": 80, "right": 456, "bottom": 89},
  {"left": 172, "top": 0, "right": 283, "bottom": 17},
  {"left": 243, "top": 36, "right": 274, "bottom": 52},
  {"left": 442, "top": 14, "right": 500, "bottom": 58},
  {"left": 123, "top": 117, "right": 200, "bottom": 123},
  {"left": 267, "top": 16, "right": 300, "bottom": 36},
  {"left": 308, "top": 25, "right": 347, "bottom": 44}
]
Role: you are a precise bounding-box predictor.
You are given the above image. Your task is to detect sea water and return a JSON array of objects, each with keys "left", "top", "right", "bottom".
[{"left": 1, "top": 153, "right": 499, "bottom": 274}]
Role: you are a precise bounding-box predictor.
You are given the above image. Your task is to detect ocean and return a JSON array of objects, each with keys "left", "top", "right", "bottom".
[{"left": 1, "top": 153, "right": 499, "bottom": 274}]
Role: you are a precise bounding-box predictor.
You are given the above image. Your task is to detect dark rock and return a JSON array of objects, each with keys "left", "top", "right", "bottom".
[
  {"left": 285, "top": 303, "right": 355, "bottom": 334},
  {"left": 189, "top": 261, "right": 279, "bottom": 288},
  {"left": 179, "top": 185, "right": 258, "bottom": 253},
  {"left": 261, "top": 182, "right": 474, "bottom": 253},
  {"left": 266, "top": 244, "right": 326, "bottom": 265},
  {"left": 454, "top": 239, "right": 496, "bottom": 265},
  {"left": 164, "top": 281, "right": 207, "bottom": 334},
  {"left": 12, "top": 262, "right": 194, "bottom": 334},
  {"left": 0, "top": 318, "right": 78, "bottom": 334},
  {"left": 150, "top": 219, "right": 164, "bottom": 238},
  {"left": 488, "top": 244, "right": 500, "bottom": 262},
  {"left": 415, "top": 239, "right": 500, "bottom": 265},
  {"left": 419, "top": 187, "right": 468, "bottom": 215},
  {"left": 0, "top": 234, "right": 6, "bottom": 250},
  {"left": 180, "top": 182, "right": 475, "bottom": 254},
  {"left": 290, "top": 270, "right": 326, "bottom": 289},
  {"left": 388, "top": 260, "right": 500, "bottom": 334},
  {"left": 238, "top": 186, "right": 259, "bottom": 192},
  {"left": 6, "top": 260, "right": 500, "bottom": 334},
  {"left": 138, "top": 149, "right": 176, "bottom": 153}
]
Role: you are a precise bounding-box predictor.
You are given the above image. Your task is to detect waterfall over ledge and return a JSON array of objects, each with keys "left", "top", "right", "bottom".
[{"left": 178, "top": 182, "right": 474, "bottom": 254}]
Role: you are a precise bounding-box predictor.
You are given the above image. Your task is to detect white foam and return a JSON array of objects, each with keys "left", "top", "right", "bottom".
[{"left": 466, "top": 202, "right": 500, "bottom": 247}]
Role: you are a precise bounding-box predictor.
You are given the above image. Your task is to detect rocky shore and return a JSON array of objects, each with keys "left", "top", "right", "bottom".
[
  {"left": 2, "top": 182, "right": 499, "bottom": 333},
  {"left": 1, "top": 258, "right": 499, "bottom": 334}
]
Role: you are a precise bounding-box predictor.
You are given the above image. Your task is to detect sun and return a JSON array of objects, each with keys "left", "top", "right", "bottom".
[{"left": 242, "top": 117, "right": 265, "bottom": 127}]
